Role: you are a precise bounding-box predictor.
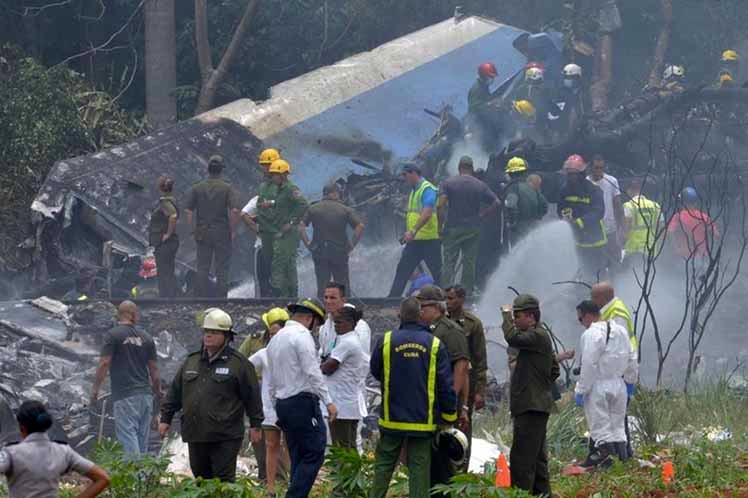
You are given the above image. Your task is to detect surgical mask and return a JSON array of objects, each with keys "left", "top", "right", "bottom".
[{"left": 563, "top": 78, "right": 577, "bottom": 89}]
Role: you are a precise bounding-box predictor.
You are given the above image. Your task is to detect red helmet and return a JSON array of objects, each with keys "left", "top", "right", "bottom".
[
  {"left": 478, "top": 62, "right": 498, "bottom": 78},
  {"left": 526, "top": 61, "right": 545, "bottom": 70},
  {"left": 562, "top": 154, "right": 587, "bottom": 173},
  {"left": 139, "top": 257, "right": 158, "bottom": 279}
]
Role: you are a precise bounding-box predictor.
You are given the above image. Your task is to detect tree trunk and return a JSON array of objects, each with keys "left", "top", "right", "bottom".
[
  {"left": 647, "top": 0, "right": 673, "bottom": 88},
  {"left": 194, "top": 0, "right": 260, "bottom": 115},
  {"left": 145, "top": 0, "right": 177, "bottom": 128},
  {"left": 590, "top": 33, "right": 613, "bottom": 112}
]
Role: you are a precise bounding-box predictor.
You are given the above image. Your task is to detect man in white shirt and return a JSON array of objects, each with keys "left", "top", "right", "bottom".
[
  {"left": 267, "top": 298, "right": 337, "bottom": 498},
  {"left": 588, "top": 154, "right": 624, "bottom": 272},
  {"left": 321, "top": 305, "right": 367, "bottom": 449}
]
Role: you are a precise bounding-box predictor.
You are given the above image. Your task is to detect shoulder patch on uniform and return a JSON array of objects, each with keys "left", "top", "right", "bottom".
[{"left": 292, "top": 189, "right": 302, "bottom": 198}]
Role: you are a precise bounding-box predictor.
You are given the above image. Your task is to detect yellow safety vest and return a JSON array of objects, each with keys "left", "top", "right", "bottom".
[
  {"left": 601, "top": 298, "right": 638, "bottom": 352},
  {"left": 407, "top": 180, "right": 439, "bottom": 240},
  {"left": 380, "top": 331, "right": 455, "bottom": 432},
  {"left": 623, "top": 195, "right": 661, "bottom": 255}
]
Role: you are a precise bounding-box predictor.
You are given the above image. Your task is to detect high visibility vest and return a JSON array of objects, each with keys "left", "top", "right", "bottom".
[
  {"left": 623, "top": 196, "right": 662, "bottom": 254},
  {"left": 601, "top": 298, "right": 638, "bottom": 352},
  {"left": 407, "top": 180, "right": 439, "bottom": 240},
  {"left": 380, "top": 331, "right": 454, "bottom": 432}
]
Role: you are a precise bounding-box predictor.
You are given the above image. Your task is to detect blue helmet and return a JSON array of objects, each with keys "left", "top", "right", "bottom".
[{"left": 681, "top": 187, "right": 698, "bottom": 204}]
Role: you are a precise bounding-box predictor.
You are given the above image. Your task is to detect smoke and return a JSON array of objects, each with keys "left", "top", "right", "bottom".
[{"left": 446, "top": 139, "right": 491, "bottom": 176}]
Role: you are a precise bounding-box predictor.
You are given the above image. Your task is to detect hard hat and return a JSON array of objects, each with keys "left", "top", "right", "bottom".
[
  {"left": 287, "top": 298, "right": 326, "bottom": 322},
  {"left": 513, "top": 293, "right": 540, "bottom": 312},
  {"left": 563, "top": 63, "right": 582, "bottom": 77},
  {"left": 512, "top": 100, "right": 536, "bottom": 118},
  {"left": 505, "top": 156, "right": 528, "bottom": 174},
  {"left": 196, "top": 307, "right": 220, "bottom": 327},
  {"left": 562, "top": 154, "right": 587, "bottom": 173},
  {"left": 268, "top": 159, "right": 291, "bottom": 174},
  {"left": 478, "top": 62, "right": 498, "bottom": 79},
  {"left": 434, "top": 428, "right": 469, "bottom": 466},
  {"left": 722, "top": 49, "right": 739, "bottom": 62},
  {"left": 258, "top": 148, "right": 281, "bottom": 165},
  {"left": 719, "top": 70, "right": 734, "bottom": 85},
  {"left": 663, "top": 64, "right": 685, "bottom": 80},
  {"left": 525, "top": 66, "right": 544, "bottom": 82},
  {"left": 415, "top": 284, "right": 445, "bottom": 304},
  {"left": 139, "top": 257, "right": 157, "bottom": 279},
  {"left": 525, "top": 61, "right": 544, "bottom": 70},
  {"left": 262, "top": 307, "right": 290, "bottom": 329},
  {"left": 203, "top": 308, "right": 233, "bottom": 332},
  {"left": 681, "top": 186, "right": 698, "bottom": 204}
]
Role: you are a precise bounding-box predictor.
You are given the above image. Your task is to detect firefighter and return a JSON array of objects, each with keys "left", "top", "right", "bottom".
[
  {"left": 557, "top": 154, "right": 607, "bottom": 281},
  {"left": 256, "top": 159, "right": 308, "bottom": 297},
  {"left": 160, "top": 308, "right": 263, "bottom": 482},
  {"left": 502, "top": 157, "right": 548, "bottom": 246},
  {"left": 468, "top": 62, "right": 498, "bottom": 112},
  {"left": 660, "top": 64, "right": 686, "bottom": 95},
  {"left": 369, "top": 297, "right": 457, "bottom": 498},
  {"left": 148, "top": 175, "right": 179, "bottom": 298},
  {"left": 719, "top": 50, "right": 739, "bottom": 86},
  {"left": 548, "top": 63, "right": 584, "bottom": 141},
  {"left": 184, "top": 155, "right": 242, "bottom": 298}
]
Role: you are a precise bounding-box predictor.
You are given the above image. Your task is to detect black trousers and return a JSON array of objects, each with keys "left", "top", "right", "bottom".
[
  {"left": 195, "top": 233, "right": 231, "bottom": 298},
  {"left": 257, "top": 236, "right": 274, "bottom": 297},
  {"left": 511, "top": 411, "right": 550, "bottom": 497},
  {"left": 188, "top": 438, "right": 243, "bottom": 482},
  {"left": 329, "top": 419, "right": 358, "bottom": 449},
  {"left": 154, "top": 236, "right": 179, "bottom": 298},
  {"left": 388, "top": 239, "right": 442, "bottom": 297},
  {"left": 276, "top": 393, "right": 326, "bottom": 498}
]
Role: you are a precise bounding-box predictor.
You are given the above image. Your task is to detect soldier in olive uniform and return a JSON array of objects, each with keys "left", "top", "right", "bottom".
[
  {"left": 160, "top": 308, "right": 263, "bottom": 482},
  {"left": 501, "top": 294, "right": 559, "bottom": 497},
  {"left": 445, "top": 285, "right": 488, "bottom": 470},
  {"left": 184, "top": 155, "right": 242, "bottom": 298},
  {"left": 148, "top": 175, "right": 179, "bottom": 297},
  {"left": 415, "top": 285, "right": 470, "bottom": 498},
  {"left": 256, "top": 159, "right": 308, "bottom": 297}
]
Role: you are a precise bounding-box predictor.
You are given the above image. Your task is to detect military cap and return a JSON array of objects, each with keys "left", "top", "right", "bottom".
[
  {"left": 416, "top": 285, "right": 445, "bottom": 304},
  {"left": 208, "top": 154, "right": 224, "bottom": 167},
  {"left": 512, "top": 293, "right": 540, "bottom": 311}
]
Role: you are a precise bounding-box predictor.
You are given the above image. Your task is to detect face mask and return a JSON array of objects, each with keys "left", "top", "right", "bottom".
[{"left": 563, "top": 78, "right": 576, "bottom": 89}]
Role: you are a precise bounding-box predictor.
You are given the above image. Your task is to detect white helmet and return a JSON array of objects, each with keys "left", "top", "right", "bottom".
[
  {"left": 563, "top": 63, "right": 582, "bottom": 77},
  {"left": 202, "top": 308, "right": 233, "bottom": 331},
  {"left": 525, "top": 66, "right": 544, "bottom": 82},
  {"left": 663, "top": 64, "right": 685, "bottom": 80},
  {"left": 434, "top": 428, "right": 469, "bottom": 466}
]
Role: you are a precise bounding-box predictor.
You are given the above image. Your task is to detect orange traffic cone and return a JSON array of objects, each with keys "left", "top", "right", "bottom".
[
  {"left": 661, "top": 461, "right": 675, "bottom": 485},
  {"left": 495, "top": 453, "right": 511, "bottom": 488}
]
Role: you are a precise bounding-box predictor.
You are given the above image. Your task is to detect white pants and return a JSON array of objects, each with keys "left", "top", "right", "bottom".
[{"left": 583, "top": 378, "right": 627, "bottom": 445}]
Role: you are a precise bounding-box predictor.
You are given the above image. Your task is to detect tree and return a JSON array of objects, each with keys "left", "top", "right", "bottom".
[
  {"left": 646, "top": 0, "right": 673, "bottom": 88},
  {"left": 145, "top": 0, "right": 177, "bottom": 128},
  {"left": 193, "top": 0, "right": 260, "bottom": 115}
]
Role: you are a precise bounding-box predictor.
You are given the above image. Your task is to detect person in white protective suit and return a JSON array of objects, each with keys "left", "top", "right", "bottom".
[{"left": 574, "top": 300, "right": 638, "bottom": 468}]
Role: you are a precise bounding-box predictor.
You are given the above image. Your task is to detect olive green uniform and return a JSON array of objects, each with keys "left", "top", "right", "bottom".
[
  {"left": 448, "top": 309, "right": 487, "bottom": 470},
  {"left": 254, "top": 181, "right": 276, "bottom": 297},
  {"left": 148, "top": 195, "right": 179, "bottom": 298},
  {"left": 428, "top": 315, "right": 470, "bottom": 498},
  {"left": 161, "top": 345, "right": 263, "bottom": 482},
  {"left": 184, "top": 177, "right": 241, "bottom": 298},
  {"left": 503, "top": 180, "right": 548, "bottom": 245},
  {"left": 255, "top": 180, "right": 308, "bottom": 297},
  {"left": 501, "top": 306, "right": 559, "bottom": 496}
]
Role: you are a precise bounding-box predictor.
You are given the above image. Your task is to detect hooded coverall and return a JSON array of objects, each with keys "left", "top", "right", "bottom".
[{"left": 575, "top": 320, "right": 638, "bottom": 456}]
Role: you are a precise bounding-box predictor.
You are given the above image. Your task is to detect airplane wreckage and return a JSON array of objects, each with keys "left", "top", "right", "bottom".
[{"left": 0, "top": 10, "right": 746, "bottom": 452}]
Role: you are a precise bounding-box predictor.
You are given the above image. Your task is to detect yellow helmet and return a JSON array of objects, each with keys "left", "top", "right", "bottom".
[
  {"left": 203, "top": 308, "right": 233, "bottom": 331},
  {"left": 268, "top": 159, "right": 291, "bottom": 174},
  {"left": 512, "top": 100, "right": 536, "bottom": 118},
  {"left": 719, "top": 71, "right": 734, "bottom": 85},
  {"left": 506, "top": 156, "right": 528, "bottom": 174},
  {"left": 722, "top": 49, "right": 739, "bottom": 62},
  {"left": 259, "top": 148, "right": 281, "bottom": 165},
  {"left": 262, "top": 307, "right": 290, "bottom": 329}
]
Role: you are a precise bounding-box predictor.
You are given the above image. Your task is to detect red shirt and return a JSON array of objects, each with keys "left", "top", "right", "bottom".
[{"left": 667, "top": 208, "right": 719, "bottom": 258}]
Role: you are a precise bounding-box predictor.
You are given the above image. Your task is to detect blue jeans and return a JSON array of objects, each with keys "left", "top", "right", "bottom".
[
  {"left": 276, "top": 393, "right": 326, "bottom": 498},
  {"left": 113, "top": 393, "right": 153, "bottom": 456}
]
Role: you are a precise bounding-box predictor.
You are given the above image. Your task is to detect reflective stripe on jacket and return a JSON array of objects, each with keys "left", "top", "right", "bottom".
[
  {"left": 407, "top": 180, "right": 439, "bottom": 240},
  {"left": 623, "top": 195, "right": 661, "bottom": 254},
  {"left": 601, "top": 297, "right": 638, "bottom": 352},
  {"left": 557, "top": 181, "right": 607, "bottom": 248},
  {"left": 371, "top": 323, "right": 456, "bottom": 434}
]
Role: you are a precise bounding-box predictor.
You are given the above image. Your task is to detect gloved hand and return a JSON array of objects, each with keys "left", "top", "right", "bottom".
[
  {"left": 575, "top": 393, "right": 584, "bottom": 407},
  {"left": 626, "top": 383, "right": 635, "bottom": 398}
]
